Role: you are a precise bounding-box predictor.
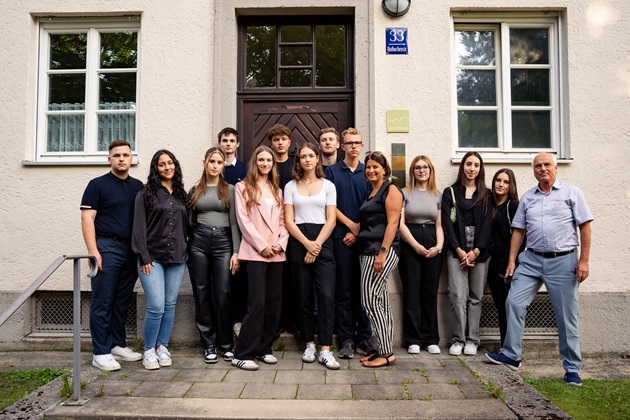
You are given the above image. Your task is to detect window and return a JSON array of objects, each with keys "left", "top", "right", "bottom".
[
  {"left": 452, "top": 12, "right": 564, "bottom": 160},
  {"left": 243, "top": 21, "right": 348, "bottom": 89},
  {"left": 36, "top": 18, "right": 140, "bottom": 163}
]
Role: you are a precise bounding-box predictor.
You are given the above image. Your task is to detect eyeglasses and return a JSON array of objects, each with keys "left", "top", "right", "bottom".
[
  {"left": 414, "top": 165, "right": 430, "bottom": 172},
  {"left": 365, "top": 151, "right": 384, "bottom": 158},
  {"left": 343, "top": 141, "right": 363, "bottom": 148}
]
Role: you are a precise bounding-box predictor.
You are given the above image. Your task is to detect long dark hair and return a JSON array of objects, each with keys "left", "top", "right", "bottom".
[
  {"left": 491, "top": 168, "right": 519, "bottom": 207},
  {"left": 190, "top": 147, "right": 230, "bottom": 210},
  {"left": 454, "top": 151, "right": 488, "bottom": 208},
  {"left": 292, "top": 143, "right": 325, "bottom": 180},
  {"left": 242, "top": 146, "right": 282, "bottom": 212},
  {"left": 145, "top": 149, "right": 188, "bottom": 205}
]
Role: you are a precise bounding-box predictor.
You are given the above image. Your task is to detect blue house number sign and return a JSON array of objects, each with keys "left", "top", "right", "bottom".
[{"left": 386, "top": 28, "right": 408, "bottom": 55}]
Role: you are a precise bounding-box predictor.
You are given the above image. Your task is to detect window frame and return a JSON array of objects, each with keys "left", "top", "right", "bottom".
[
  {"left": 35, "top": 17, "right": 140, "bottom": 164},
  {"left": 451, "top": 12, "right": 567, "bottom": 163}
]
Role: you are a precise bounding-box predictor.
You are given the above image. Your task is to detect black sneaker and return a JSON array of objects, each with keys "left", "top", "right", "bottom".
[
  {"left": 204, "top": 348, "right": 218, "bottom": 364},
  {"left": 355, "top": 339, "right": 376, "bottom": 357},
  {"left": 338, "top": 339, "right": 355, "bottom": 359}
]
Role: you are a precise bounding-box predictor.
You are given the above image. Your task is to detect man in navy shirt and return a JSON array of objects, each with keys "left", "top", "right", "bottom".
[
  {"left": 486, "top": 153, "right": 593, "bottom": 386},
  {"left": 318, "top": 127, "right": 341, "bottom": 170},
  {"left": 218, "top": 127, "right": 247, "bottom": 185},
  {"left": 325, "top": 128, "right": 374, "bottom": 359},
  {"left": 81, "top": 140, "right": 143, "bottom": 371}
]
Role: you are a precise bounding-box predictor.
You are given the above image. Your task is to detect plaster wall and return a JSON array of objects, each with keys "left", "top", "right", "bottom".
[{"left": 0, "top": 0, "right": 629, "bottom": 352}]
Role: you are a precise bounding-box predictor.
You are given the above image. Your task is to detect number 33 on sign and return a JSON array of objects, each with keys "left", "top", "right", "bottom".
[{"left": 386, "top": 28, "right": 408, "bottom": 55}]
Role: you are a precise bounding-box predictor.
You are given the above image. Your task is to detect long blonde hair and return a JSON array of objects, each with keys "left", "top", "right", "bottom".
[
  {"left": 242, "top": 146, "right": 282, "bottom": 211},
  {"left": 407, "top": 155, "right": 439, "bottom": 196},
  {"left": 190, "top": 147, "right": 230, "bottom": 209}
]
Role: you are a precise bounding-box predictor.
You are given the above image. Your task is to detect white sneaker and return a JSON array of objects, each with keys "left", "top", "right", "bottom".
[
  {"left": 427, "top": 345, "right": 441, "bottom": 354},
  {"left": 92, "top": 354, "right": 121, "bottom": 371},
  {"left": 232, "top": 358, "right": 259, "bottom": 371},
  {"left": 449, "top": 343, "right": 463, "bottom": 356},
  {"left": 463, "top": 342, "right": 478, "bottom": 355},
  {"left": 111, "top": 346, "right": 142, "bottom": 362},
  {"left": 407, "top": 344, "right": 420, "bottom": 354},
  {"left": 233, "top": 323, "right": 242, "bottom": 337},
  {"left": 143, "top": 349, "right": 160, "bottom": 370},
  {"left": 302, "top": 344, "right": 317, "bottom": 363},
  {"left": 318, "top": 350, "right": 340, "bottom": 370},
  {"left": 258, "top": 354, "right": 278, "bottom": 364},
  {"left": 156, "top": 345, "right": 172, "bottom": 367}
]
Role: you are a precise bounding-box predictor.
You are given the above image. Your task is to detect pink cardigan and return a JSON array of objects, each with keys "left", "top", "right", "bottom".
[{"left": 235, "top": 181, "right": 289, "bottom": 262}]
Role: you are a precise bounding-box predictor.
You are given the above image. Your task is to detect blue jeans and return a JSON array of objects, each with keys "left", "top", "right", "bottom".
[
  {"left": 503, "top": 250, "right": 581, "bottom": 373},
  {"left": 138, "top": 260, "right": 186, "bottom": 351}
]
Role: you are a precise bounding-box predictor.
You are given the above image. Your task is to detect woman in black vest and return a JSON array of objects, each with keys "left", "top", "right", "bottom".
[
  {"left": 356, "top": 151, "right": 403, "bottom": 368},
  {"left": 441, "top": 151, "right": 492, "bottom": 357}
]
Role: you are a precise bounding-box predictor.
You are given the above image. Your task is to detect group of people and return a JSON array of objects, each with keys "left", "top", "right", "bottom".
[{"left": 81, "top": 126, "right": 592, "bottom": 385}]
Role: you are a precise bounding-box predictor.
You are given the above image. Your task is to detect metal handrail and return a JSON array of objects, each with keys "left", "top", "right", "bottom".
[{"left": 0, "top": 255, "right": 97, "bottom": 404}]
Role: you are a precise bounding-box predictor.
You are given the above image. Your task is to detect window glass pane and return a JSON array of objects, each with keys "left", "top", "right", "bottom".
[
  {"left": 100, "top": 32, "right": 138, "bottom": 68},
  {"left": 281, "top": 25, "right": 310, "bottom": 42},
  {"left": 458, "top": 111, "right": 498, "bottom": 148},
  {"left": 98, "top": 113, "right": 136, "bottom": 151},
  {"left": 49, "top": 33, "right": 87, "bottom": 70},
  {"left": 280, "top": 46, "right": 311, "bottom": 66},
  {"left": 48, "top": 74, "right": 85, "bottom": 110},
  {"left": 47, "top": 114, "right": 84, "bottom": 152},
  {"left": 99, "top": 73, "right": 137, "bottom": 109},
  {"left": 457, "top": 70, "right": 496, "bottom": 106},
  {"left": 455, "top": 30, "right": 495, "bottom": 66},
  {"left": 280, "top": 69, "right": 312, "bottom": 87},
  {"left": 512, "top": 111, "right": 551, "bottom": 148},
  {"left": 510, "top": 28, "right": 548, "bottom": 65},
  {"left": 246, "top": 26, "right": 276, "bottom": 88},
  {"left": 511, "top": 69, "right": 549, "bottom": 106},
  {"left": 316, "top": 25, "right": 345, "bottom": 87}
]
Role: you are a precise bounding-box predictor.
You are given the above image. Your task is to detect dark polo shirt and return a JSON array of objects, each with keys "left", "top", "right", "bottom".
[{"left": 80, "top": 171, "right": 143, "bottom": 242}]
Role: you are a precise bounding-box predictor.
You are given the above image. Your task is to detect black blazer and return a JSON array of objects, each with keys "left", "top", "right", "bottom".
[{"left": 441, "top": 185, "right": 492, "bottom": 262}]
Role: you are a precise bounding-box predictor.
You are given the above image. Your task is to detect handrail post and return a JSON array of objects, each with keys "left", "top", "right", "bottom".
[{"left": 72, "top": 258, "right": 81, "bottom": 402}]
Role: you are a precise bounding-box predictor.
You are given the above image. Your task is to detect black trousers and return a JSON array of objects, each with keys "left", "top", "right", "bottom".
[
  {"left": 333, "top": 237, "right": 372, "bottom": 344},
  {"left": 234, "top": 261, "right": 283, "bottom": 360},
  {"left": 288, "top": 224, "right": 336, "bottom": 346},
  {"left": 187, "top": 225, "right": 234, "bottom": 352},
  {"left": 487, "top": 247, "right": 511, "bottom": 347},
  {"left": 399, "top": 223, "right": 443, "bottom": 347}
]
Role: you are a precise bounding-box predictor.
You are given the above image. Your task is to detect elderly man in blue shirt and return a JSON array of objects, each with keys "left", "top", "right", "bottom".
[{"left": 486, "top": 152, "right": 593, "bottom": 386}]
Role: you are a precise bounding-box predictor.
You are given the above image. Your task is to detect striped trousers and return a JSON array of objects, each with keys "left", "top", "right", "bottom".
[{"left": 359, "top": 251, "right": 399, "bottom": 354}]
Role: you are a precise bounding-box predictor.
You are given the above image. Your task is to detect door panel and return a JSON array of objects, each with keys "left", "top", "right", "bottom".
[{"left": 239, "top": 98, "right": 352, "bottom": 160}]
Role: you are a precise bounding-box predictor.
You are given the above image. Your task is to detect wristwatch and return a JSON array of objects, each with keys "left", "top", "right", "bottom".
[
  {"left": 436, "top": 247, "right": 442, "bottom": 254},
  {"left": 380, "top": 246, "right": 388, "bottom": 253}
]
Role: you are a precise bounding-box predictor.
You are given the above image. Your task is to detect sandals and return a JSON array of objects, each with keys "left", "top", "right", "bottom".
[
  {"left": 362, "top": 353, "right": 396, "bottom": 368},
  {"left": 359, "top": 350, "right": 379, "bottom": 363}
]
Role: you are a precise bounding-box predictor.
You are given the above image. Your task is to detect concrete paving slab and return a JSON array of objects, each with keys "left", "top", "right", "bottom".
[
  {"left": 83, "top": 379, "right": 142, "bottom": 397},
  {"left": 325, "top": 369, "right": 376, "bottom": 384},
  {"left": 117, "top": 366, "right": 180, "bottom": 381},
  {"left": 352, "top": 384, "right": 413, "bottom": 400},
  {"left": 223, "top": 369, "right": 277, "bottom": 383},
  {"left": 257, "top": 357, "right": 303, "bottom": 370},
  {"left": 274, "top": 369, "right": 325, "bottom": 384},
  {"left": 420, "top": 368, "right": 482, "bottom": 384},
  {"left": 240, "top": 383, "right": 297, "bottom": 399},
  {"left": 184, "top": 382, "right": 245, "bottom": 399},
  {"left": 46, "top": 397, "right": 518, "bottom": 419},
  {"left": 373, "top": 370, "right": 429, "bottom": 384},
  {"left": 132, "top": 381, "right": 193, "bottom": 397},
  {"left": 171, "top": 357, "right": 216, "bottom": 369},
  {"left": 456, "top": 381, "right": 494, "bottom": 400},
  {"left": 296, "top": 383, "right": 353, "bottom": 400},
  {"left": 172, "top": 367, "right": 229, "bottom": 382},
  {"left": 405, "top": 383, "right": 469, "bottom": 400}
]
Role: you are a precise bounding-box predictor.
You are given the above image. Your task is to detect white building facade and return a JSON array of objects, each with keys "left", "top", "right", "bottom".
[{"left": 1, "top": 0, "right": 628, "bottom": 353}]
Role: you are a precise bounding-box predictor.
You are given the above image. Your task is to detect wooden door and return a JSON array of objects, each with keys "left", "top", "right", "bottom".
[{"left": 237, "top": 17, "right": 354, "bottom": 162}]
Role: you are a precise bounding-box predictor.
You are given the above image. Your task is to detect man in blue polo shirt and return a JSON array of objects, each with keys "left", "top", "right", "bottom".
[
  {"left": 325, "top": 128, "right": 375, "bottom": 359},
  {"left": 218, "top": 127, "right": 247, "bottom": 185},
  {"left": 81, "top": 140, "right": 144, "bottom": 371},
  {"left": 486, "top": 152, "right": 593, "bottom": 386}
]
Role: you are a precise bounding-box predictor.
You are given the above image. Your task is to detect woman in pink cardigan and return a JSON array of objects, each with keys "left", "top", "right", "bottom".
[{"left": 232, "top": 146, "right": 289, "bottom": 371}]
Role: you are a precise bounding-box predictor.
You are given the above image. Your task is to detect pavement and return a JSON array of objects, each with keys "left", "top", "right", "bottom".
[{"left": 1, "top": 342, "right": 629, "bottom": 420}]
